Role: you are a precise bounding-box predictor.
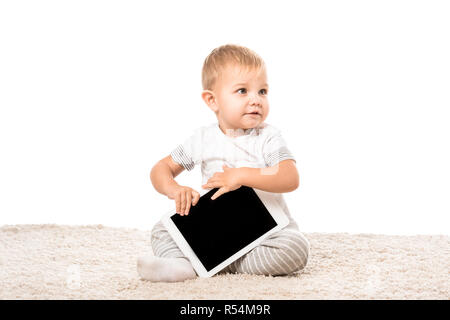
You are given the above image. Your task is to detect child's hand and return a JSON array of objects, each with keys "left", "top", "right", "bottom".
[
  {"left": 202, "top": 164, "right": 242, "bottom": 200},
  {"left": 167, "top": 185, "right": 200, "bottom": 216}
]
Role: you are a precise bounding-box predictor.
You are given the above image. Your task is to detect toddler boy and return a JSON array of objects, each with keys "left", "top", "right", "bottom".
[{"left": 137, "top": 44, "right": 310, "bottom": 282}]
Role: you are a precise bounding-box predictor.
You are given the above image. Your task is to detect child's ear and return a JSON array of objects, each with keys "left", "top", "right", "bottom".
[{"left": 201, "top": 90, "right": 219, "bottom": 113}]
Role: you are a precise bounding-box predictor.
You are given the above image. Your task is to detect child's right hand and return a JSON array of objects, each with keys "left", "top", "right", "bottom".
[{"left": 167, "top": 185, "right": 200, "bottom": 216}]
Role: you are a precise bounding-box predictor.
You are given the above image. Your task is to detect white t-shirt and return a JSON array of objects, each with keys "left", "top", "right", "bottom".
[{"left": 170, "top": 122, "right": 299, "bottom": 229}]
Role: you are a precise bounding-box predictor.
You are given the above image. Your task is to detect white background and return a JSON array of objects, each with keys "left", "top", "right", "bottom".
[{"left": 1, "top": 0, "right": 449, "bottom": 235}]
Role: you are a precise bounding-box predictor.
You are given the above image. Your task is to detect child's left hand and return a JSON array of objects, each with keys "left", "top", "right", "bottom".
[{"left": 202, "top": 164, "right": 242, "bottom": 200}]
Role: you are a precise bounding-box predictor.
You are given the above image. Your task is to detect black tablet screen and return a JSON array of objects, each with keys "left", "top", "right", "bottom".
[{"left": 170, "top": 186, "right": 278, "bottom": 271}]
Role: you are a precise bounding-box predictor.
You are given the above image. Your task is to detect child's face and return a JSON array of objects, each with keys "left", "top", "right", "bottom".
[{"left": 204, "top": 63, "right": 269, "bottom": 133}]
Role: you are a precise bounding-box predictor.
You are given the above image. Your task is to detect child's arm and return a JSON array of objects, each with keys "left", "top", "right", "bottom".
[
  {"left": 151, "top": 155, "right": 200, "bottom": 215},
  {"left": 238, "top": 159, "right": 299, "bottom": 193},
  {"left": 202, "top": 160, "right": 299, "bottom": 200},
  {"left": 150, "top": 155, "right": 183, "bottom": 196}
]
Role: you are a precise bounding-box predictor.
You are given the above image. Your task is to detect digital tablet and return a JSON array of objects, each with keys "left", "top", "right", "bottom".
[{"left": 161, "top": 186, "right": 289, "bottom": 278}]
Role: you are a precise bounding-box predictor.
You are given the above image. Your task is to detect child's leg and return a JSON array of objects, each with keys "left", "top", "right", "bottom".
[
  {"left": 137, "top": 221, "right": 197, "bottom": 282},
  {"left": 220, "top": 226, "right": 310, "bottom": 276}
]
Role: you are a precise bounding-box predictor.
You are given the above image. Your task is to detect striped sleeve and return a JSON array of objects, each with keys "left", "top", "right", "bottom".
[
  {"left": 170, "top": 128, "right": 202, "bottom": 171},
  {"left": 263, "top": 129, "right": 296, "bottom": 167}
]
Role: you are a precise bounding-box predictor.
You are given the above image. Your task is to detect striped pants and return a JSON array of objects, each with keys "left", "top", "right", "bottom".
[{"left": 151, "top": 220, "right": 310, "bottom": 276}]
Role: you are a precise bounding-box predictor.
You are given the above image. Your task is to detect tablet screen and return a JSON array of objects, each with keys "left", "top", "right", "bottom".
[{"left": 170, "top": 186, "right": 278, "bottom": 271}]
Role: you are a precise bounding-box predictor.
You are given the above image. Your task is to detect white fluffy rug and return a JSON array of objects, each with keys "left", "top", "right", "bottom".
[{"left": 0, "top": 224, "right": 448, "bottom": 299}]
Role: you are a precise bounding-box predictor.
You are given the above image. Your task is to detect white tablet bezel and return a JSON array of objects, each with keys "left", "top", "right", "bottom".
[{"left": 161, "top": 187, "right": 289, "bottom": 278}]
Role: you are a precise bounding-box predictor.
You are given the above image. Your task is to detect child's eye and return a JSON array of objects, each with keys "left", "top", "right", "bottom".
[
  {"left": 237, "top": 88, "right": 247, "bottom": 94},
  {"left": 260, "top": 89, "right": 268, "bottom": 95}
]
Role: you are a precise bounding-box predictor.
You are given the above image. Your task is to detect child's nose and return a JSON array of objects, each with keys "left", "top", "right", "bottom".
[{"left": 249, "top": 93, "right": 262, "bottom": 105}]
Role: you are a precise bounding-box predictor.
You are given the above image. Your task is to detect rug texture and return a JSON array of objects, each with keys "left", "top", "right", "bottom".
[{"left": 0, "top": 224, "right": 448, "bottom": 299}]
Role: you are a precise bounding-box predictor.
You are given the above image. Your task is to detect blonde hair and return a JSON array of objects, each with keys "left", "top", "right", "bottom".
[{"left": 201, "top": 44, "right": 266, "bottom": 91}]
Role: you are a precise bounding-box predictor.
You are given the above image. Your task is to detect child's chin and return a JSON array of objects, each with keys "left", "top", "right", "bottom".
[{"left": 243, "top": 119, "right": 262, "bottom": 127}]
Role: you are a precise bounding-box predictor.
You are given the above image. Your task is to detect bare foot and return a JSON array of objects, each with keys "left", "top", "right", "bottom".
[{"left": 137, "top": 255, "right": 197, "bottom": 282}]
